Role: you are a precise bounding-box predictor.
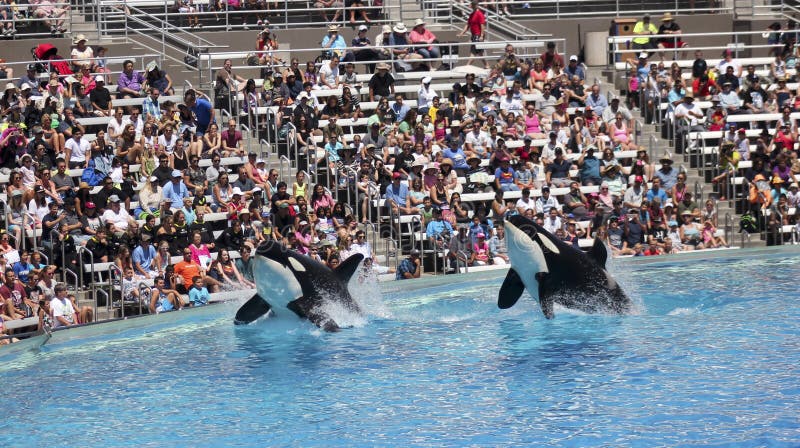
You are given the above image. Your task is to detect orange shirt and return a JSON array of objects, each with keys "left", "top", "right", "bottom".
[{"left": 173, "top": 260, "right": 201, "bottom": 289}]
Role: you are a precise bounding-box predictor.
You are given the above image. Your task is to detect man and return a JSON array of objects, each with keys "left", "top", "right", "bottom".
[
  {"left": 409, "top": 18, "right": 441, "bottom": 69},
  {"left": 585, "top": 84, "right": 609, "bottom": 117},
  {"left": 101, "top": 195, "right": 131, "bottom": 234},
  {"left": 538, "top": 41, "right": 563, "bottom": 71},
  {"left": 632, "top": 14, "right": 658, "bottom": 51},
  {"left": 499, "top": 89, "right": 523, "bottom": 117},
  {"left": 676, "top": 191, "right": 701, "bottom": 218},
  {"left": 448, "top": 224, "right": 472, "bottom": 269},
  {"left": 38, "top": 79, "right": 65, "bottom": 114},
  {"left": 117, "top": 59, "right": 145, "bottom": 98},
  {"left": 425, "top": 208, "right": 453, "bottom": 248},
  {"left": 464, "top": 120, "right": 491, "bottom": 158},
  {"left": 718, "top": 81, "right": 744, "bottom": 115},
  {"left": 565, "top": 75, "right": 586, "bottom": 107},
  {"left": 674, "top": 94, "right": 705, "bottom": 138},
  {"left": 162, "top": 169, "right": 190, "bottom": 209},
  {"left": 318, "top": 55, "right": 341, "bottom": 89},
  {"left": 545, "top": 148, "right": 572, "bottom": 187},
  {"left": 352, "top": 25, "right": 381, "bottom": 73},
  {"left": 717, "top": 49, "right": 743, "bottom": 79},
  {"left": 184, "top": 89, "right": 214, "bottom": 136},
  {"left": 90, "top": 76, "right": 113, "bottom": 117},
  {"left": 515, "top": 188, "right": 535, "bottom": 213},
  {"left": 646, "top": 177, "right": 669, "bottom": 205},
  {"left": 64, "top": 129, "right": 91, "bottom": 169},
  {"left": 149, "top": 276, "right": 183, "bottom": 314},
  {"left": 132, "top": 234, "right": 158, "bottom": 278},
  {"left": 384, "top": 172, "right": 417, "bottom": 215},
  {"left": 563, "top": 181, "right": 589, "bottom": 220},
  {"left": 602, "top": 97, "right": 633, "bottom": 126},
  {"left": 458, "top": 0, "right": 488, "bottom": 69},
  {"left": 41, "top": 201, "right": 65, "bottom": 250},
  {"left": 391, "top": 93, "right": 410, "bottom": 122},
  {"left": 654, "top": 155, "right": 679, "bottom": 190},
  {"left": 576, "top": 146, "right": 601, "bottom": 186},
  {"left": 657, "top": 12, "right": 687, "bottom": 59},
  {"left": 717, "top": 65, "right": 740, "bottom": 91},
  {"left": 494, "top": 159, "right": 519, "bottom": 192},
  {"left": 51, "top": 159, "right": 75, "bottom": 200},
  {"left": 535, "top": 186, "right": 560, "bottom": 215},
  {"left": 691, "top": 50, "right": 708, "bottom": 80},
  {"left": 50, "top": 283, "right": 78, "bottom": 328},
  {"left": 221, "top": 119, "right": 244, "bottom": 157},
  {"left": 564, "top": 55, "right": 586, "bottom": 81},
  {"left": 142, "top": 87, "right": 161, "bottom": 121},
  {"left": 369, "top": 63, "right": 395, "bottom": 102},
  {"left": 396, "top": 249, "right": 421, "bottom": 280},
  {"left": 623, "top": 175, "right": 646, "bottom": 211},
  {"left": 543, "top": 207, "right": 563, "bottom": 234},
  {"left": 488, "top": 224, "right": 509, "bottom": 265},
  {"left": 623, "top": 209, "right": 645, "bottom": 250},
  {"left": 535, "top": 83, "right": 557, "bottom": 116}
]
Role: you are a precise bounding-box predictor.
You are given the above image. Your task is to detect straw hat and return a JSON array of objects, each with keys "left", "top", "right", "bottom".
[
  {"left": 376, "top": 62, "right": 391, "bottom": 71},
  {"left": 72, "top": 33, "right": 87, "bottom": 45},
  {"left": 327, "top": 24, "right": 339, "bottom": 32},
  {"left": 662, "top": 12, "right": 674, "bottom": 22}
]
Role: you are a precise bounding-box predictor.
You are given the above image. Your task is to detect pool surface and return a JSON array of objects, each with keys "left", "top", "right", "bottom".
[{"left": 2, "top": 249, "right": 800, "bottom": 446}]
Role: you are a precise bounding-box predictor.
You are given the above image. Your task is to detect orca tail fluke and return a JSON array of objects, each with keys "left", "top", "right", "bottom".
[{"left": 234, "top": 294, "right": 272, "bottom": 325}]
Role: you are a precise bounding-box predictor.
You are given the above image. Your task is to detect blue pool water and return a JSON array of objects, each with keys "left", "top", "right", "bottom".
[{"left": 2, "top": 251, "right": 800, "bottom": 446}]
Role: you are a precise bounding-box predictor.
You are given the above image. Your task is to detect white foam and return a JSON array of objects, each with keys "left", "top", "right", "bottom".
[{"left": 668, "top": 307, "right": 696, "bottom": 316}]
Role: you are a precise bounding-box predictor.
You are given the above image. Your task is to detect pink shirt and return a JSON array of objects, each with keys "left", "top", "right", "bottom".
[
  {"left": 189, "top": 243, "right": 211, "bottom": 266},
  {"left": 409, "top": 28, "right": 436, "bottom": 50}
]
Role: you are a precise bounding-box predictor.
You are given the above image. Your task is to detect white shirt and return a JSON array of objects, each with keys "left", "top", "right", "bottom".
[
  {"left": 158, "top": 133, "right": 178, "bottom": 154},
  {"left": 65, "top": 137, "right": 90, "bottom": 162},
  {"left": 417, "top": 85, "right": 438, "bottom": 109},
  {"left": 543, "top": 216, "right": 563, "bottom": 234},
  {"left": 465, "top": 130, "right": 491, "bottom": 153},
  {"left": 107, "top": 118, "right": 126, "bottom": 147},
  {"left": 516, "top": 197, "right": 535, "bottom": 212},
  {"left": 50, "top": 296, "right": 76, "bottom": 328},
  {"left": 102, "top": 207, "right": 131, "bottom": 230},
  {"left": 674, "top": 102, "right": 702, "bottom": 126},
  {"left": 499, "top": 96, "right": 523, "bottom": 116},
  {"left": 318, "top": 63, "right": 340, "bottom": 88}
]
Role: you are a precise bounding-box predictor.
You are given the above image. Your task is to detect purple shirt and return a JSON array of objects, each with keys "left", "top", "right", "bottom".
[{"left": 118, "top": 70, "right": 145, "bottom": 93}]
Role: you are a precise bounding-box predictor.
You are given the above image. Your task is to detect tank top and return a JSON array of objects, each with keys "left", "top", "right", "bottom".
[
  {"left": 293, "top": 182, "right": 307, "bottom": 199},
  {"left": 524, "top": 114, "right": 541, "bottom": 134},
  {"left": 157, "top": 291, "right": 174, "bottom": 312}
]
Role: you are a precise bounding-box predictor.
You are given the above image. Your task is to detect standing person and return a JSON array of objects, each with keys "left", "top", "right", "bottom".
[
  {"left": 632, "top": 14, "right": 658, "bottom": 53},
  {"left": 458, "top": 0, "right": 489, "bottom": 69},
  {"left": 184, "top": 89, "right": 215, "bottom": 137}
]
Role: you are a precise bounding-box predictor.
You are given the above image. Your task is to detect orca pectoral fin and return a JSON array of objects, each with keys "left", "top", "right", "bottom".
[
  {"left": 234, "top": 294, "right": 272, "bottom": 325},
  {"left": 498, "top": 269, "right": 526, "bottom": 309},
  {"left": 334, "top": 253, "right": 365, "bottom": 283},
  {"left": 536, "top": 273, "right": 554, "bottom": 319}
]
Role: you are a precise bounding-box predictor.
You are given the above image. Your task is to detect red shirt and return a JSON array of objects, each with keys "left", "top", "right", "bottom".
[{"left": 468, "top": 9, "right": 485, "bottom": 37}]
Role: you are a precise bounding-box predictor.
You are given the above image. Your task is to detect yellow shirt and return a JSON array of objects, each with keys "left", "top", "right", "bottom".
[{"left": 632, "top": 22, "right": 658, "bottom": 45}]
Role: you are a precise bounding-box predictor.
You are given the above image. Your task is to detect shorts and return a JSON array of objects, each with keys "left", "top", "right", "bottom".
[
  {"left": 659, "top": 40, "right": 687, "bottom": 49},
  {"left": 470, "top": 35, "right": 484, "bottom": 55}
]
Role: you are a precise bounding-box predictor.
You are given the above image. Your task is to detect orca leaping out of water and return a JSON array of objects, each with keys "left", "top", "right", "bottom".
[
  {"left": 499, "top": 215, "right": 631, "bottom": 319},
  {"left": 234, "top": 242, "right": 364, "bottom": 331}
]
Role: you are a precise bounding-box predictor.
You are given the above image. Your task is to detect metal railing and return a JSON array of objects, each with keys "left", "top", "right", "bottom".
[
  {"left": 499, "top": 0, "right": 734, "bottom": 19},
  {"left": 0, "top": 1, "right": 73, "bottom": 39},
  {"left": 95, "top": 0, "right": 397, "bottom": 32}
]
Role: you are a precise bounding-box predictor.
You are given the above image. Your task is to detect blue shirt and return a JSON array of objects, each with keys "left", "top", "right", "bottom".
[
  {"left": 191, "top": 98, "right": 213, "bottom": 128},
  {"left": 132, "top": 244, "right": 157, "bottom": 272},
  {"left": 396, "top": 258, "right": 416, "bottom": 280},
  {"left": 391, "top": 102, "right": 411, "bottom": 122},
  {"left": 13, "top": 261, "right": 33, "bottom": 284},
  {"left": 384, "top": 182, "right": 410, "bottom": 207},
  {"left": 189, "top": 286, "right": 210, "bottom": 306},
  {"left": 646, "top": 187, "right": 668, "bottom": 205},
  {"left": 494, "top": 166, "right": 517, "bottom": 185},
  {"left": 585, "top": 93, "right": 608, "bottom": 117},
  {"left": 441, "top": 147, "right": 468, "bottom": 170},
  {"left": 321, "top": 34, "right": 347, "bottom": 55},
  {"left": 426, "top": 219, "right": 453, "bottom": 239},
  {"left": 162, "top": 180, "right": 189, "bottom": 209}
]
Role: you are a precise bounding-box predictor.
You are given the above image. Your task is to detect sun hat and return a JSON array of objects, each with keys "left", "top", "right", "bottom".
[
  {"left": 376, "top": 62, "right": 391, "bottom": 71},
  {"left": 108, "top": 195, "right": 121, "bottom": 203},
  {"left": 72, "top": 33, "right": 87, "bottom": 44},
  {"left": 358, "top": 24, "right": 368, "bottom": 32},
  {"left": 414, "top": 18, "right": 426, "bottom": 27},
  {"left": 422, "top": 75, "right": 432, "bottom": 84},
  {"left": 393, "top": 23, "right": 408, "bottom": 33},
  {"left": 171, "top": 169, "right": 182, "bottom": 178},
  {"left": 382, "top": 24, "right": 391, "bottom": 34},
  {"left": 327, "top": 24, "right": 339, "bottom": 32},
  {"left": 662, "top": 12, "right": 674, "bottom": 21}
]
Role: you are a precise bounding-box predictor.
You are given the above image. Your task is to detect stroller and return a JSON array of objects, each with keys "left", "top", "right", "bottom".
[{"left": 31, "top": 43, "right": 74, "bottom": 77}]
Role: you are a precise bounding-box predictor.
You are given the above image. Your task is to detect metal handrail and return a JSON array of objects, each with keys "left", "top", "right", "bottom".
[
  {"left": 724, "top": 212, "right": 732, "bottom": 247},
  {"left": 278, "top": 155, "right": 291, "bottom": 183},
  {"left": 23, "top": 212, "right": 38, "bottom": 252},
  {"left": 63, "top": 267, "right": 79, "bottom": 296},
  {"left": 457, "top": 250, "right": 469, "bottom": 274},
  {"left": 1, "top": 54, "right": 163, "bottom": 87},
  {"left": 108, "top": 263, "right": 123, "bottom": 317}
]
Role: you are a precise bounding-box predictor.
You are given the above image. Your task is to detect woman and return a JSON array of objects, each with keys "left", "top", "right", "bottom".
[
  {"left": 115, "top": 246, "right": 135, "bottom": 275},
  {"left": 6, "top": 190, "right": 31, "bottom": 249},
  {"left": 40, "top": 113, "right": 65, "bottom": 155},
  {"left": 209, "top": 249, "right": 248, "bottom": 289},
  {"left": 293, "top": 114, "right": 314, "bottom": 160},
  {"left": 671, "top": 172, "right": 689, "bottom": 203},
  {"left": 449, "top": 192, "right": 470, "bottom": 224},
  {"left": 171, "top": 135, "right": 189, "bottom": 171},
  {"left": 6, "top": 170, "right": 26, "bottom": 202},
  {"left": 397, "top": 109, "right": 418, "bottom": 141},
  {"left": 292, "top": 171, "right": 309, "bottom": 202},
  {"left": 408, "top": 178, "right": 427, "bottom": 208},
  {"left": 523, "top": 105, "right": 546, "bottom": 139},
  {"left": 491, "top": 190, "right": 508, "bottom": 219},
  {"left": 144, "top": 61, "right": 174, "bottom": 94},
  {"left": 429, "top": 174, "right": 450, "bottom": 210},
  {"left": 152, "top": 241, "right": 172, "bottom": 278},
  {"left": 213, "top": 172, "right": 233, "bottom": 212},
  {"left": 529, "top": 59, "right": 548, "bottom": 93},
  {"left": 200, "top": 123, "right": 222, "bottom": 159},
  {"left": 331, "top": 202, "right": 348, "bottom": 228},
  {"left": 679, "top": 211, "right": 704, "bottom": 250},
  {"left": 293, "top": 219, "right": 314, "bottom": 255},
  {"left": 303, "top": 61, "right": 318, "bottom": 87},
  {"left": 256, "top": 29, "right": 281, "bottom": 66},
  {"left": 320, "top": 95, "right": 342, "bottom": 120},
  {"left": 28, "top": 188, "right": 48, "bottom": 223},
  {"left": 310, "top": 183, "right": 335, "bottom": 211},
  {"left": 107, "top": 108, "right": 127, "bottom": 147},
  {"left": 551, "top": 98, "right": 569, "bottom": 126},
  {"left": 156, "top": 215, "right": 177, "bottom": 251},
  {"left": 608, "top": 112, "right": 633, "bottom": 151},
  {"left": 116, "top": 124, "right": 143, "bottom": 165},
  {"left": 188, "top": 231, "right": 212, "bottom": 267},
  {"left": 314, "top": 206, "right": 337, "bottom": 242}
]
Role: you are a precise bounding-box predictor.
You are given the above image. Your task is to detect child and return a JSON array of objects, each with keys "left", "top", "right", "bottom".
[
  {"left": 121, "top": 267, "right": 141, "bottom": 305},
  {"left": 149, "top": 276, "right": 182, "bottom": 314},
  {"left": 188, "top": 275, "right": 210, "bottom": 307},
  {"left": 702, "top": 220, "right": 728, "bottom": 248}
]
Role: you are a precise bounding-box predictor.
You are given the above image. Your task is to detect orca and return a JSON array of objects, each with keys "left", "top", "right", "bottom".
[
  {"left": 234, "top": 242, "right": 365, "bottom": 331},
  {"left": 498, "top": 215, "right": 630, "bottom": 319}
]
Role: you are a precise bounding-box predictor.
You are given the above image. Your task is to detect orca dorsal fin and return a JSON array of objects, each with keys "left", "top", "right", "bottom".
[
  {"left": 333, "top": 253, "right": 365, "bottom": 283},
  {"left": 498, "top": 268, "right": 526, "bottom": 309},
  {"left": 587, "top": 238, "right": 608, "bottom": 268}
]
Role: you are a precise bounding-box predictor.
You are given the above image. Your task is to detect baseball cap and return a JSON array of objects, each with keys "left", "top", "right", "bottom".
[
  {"left": 358, "top": 24, "right": 368, "bottom": 31},
  {"left": 569, "top": 55, "right": 578, "bottom": 61},
  {"left": 171, "top": 169, "right": 182, "bottom": 177},
  {"left": 85, "top": 201, "right": 96, "bottom": 209},
  {"left": 108, "top": 195, "right": 121, "bottom": 203},
  {"left": 635, "top": 175, "right": 644, "bottom": 183},
  {"left": 392, "top": 172, "right": 402, "bottom": 179},
  {"left": 95, "top": 75, "right": 105, "bottom": 83}
]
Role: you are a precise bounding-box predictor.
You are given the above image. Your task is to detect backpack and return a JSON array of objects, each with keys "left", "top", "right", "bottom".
[
  {"left": 740, "top": 211, "right": 758, "bottom": 234},
  {"left": 80, "top": 159, "right": 106, "bottom": 186}
]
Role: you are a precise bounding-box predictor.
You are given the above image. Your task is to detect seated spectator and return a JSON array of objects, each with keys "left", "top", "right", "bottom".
[
  {"left": 118, "top": 60, "right": 145, "bottom": 99},
  {"left": 409, "top": 19, "right": 440, "bottom": 70},
  {"left": 101, "top": 195, "right": 131, "bottom": 235},
  {"left": 448, "top": 224, "right": 472, "bottom": 269},
  {"left": 188, "top": 275, "right": 211, "bottom": 307},
  {"left": 211, "top": 248, "right": 255, "bottom": 289},
  {"left": 149, "top": 276, "right": 183, "bottom": 313},
  {"left": 396, "top": 249, "right": 421, "bottom": 280}
]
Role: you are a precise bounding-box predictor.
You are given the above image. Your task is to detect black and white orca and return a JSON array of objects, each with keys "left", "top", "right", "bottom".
[
  {"left": 498, "top": 215, "right": 631, "bottom": 318},
  {"left": 234, "top": 242, "right": 364, "bottom": 331}
]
